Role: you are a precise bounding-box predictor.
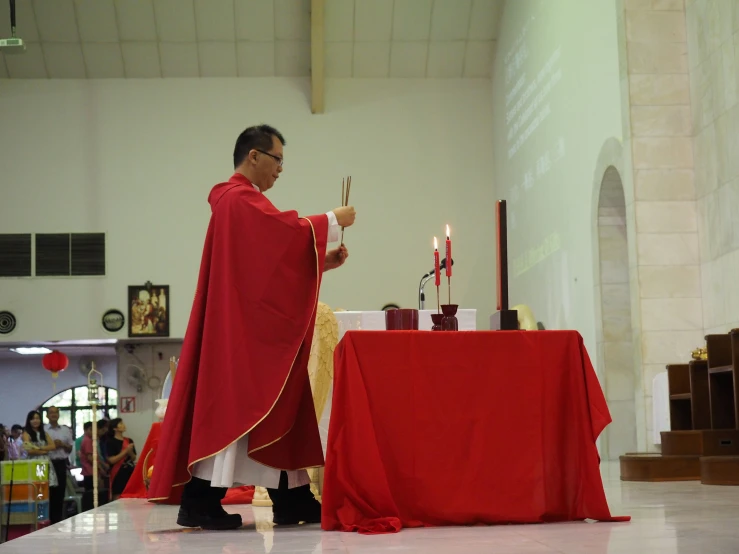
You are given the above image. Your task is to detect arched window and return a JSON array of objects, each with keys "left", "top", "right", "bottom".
[{"left": 40, "top": 386, "right": 119, "bottom": 439}]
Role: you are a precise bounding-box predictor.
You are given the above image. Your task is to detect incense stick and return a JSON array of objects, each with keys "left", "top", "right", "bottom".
[{"left": 341, "top": 175, "right": 351, "bottom": 245}]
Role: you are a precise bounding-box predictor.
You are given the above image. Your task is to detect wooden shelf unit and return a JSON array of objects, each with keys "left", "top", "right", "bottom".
[
  {"left": 623, "top": 333, "right": 739, "bottom": 484},
  {"left": 667, "top": 361, "right": 710, "bottom": 431},
  {"left": 706, "top": 334, "right": 737, "bottom": 430}
]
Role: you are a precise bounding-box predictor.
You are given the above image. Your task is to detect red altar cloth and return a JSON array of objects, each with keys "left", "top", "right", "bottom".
[
  {"left": 321, "top": 330, "right": 629, "bottom": 534},
  {"left": 122, "top": 422, "right": 253, "bottom": 505}
]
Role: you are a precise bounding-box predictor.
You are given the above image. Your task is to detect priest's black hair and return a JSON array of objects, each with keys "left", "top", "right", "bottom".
[{"left": 233, "top": 124, "right": 286, "bottom": 168}]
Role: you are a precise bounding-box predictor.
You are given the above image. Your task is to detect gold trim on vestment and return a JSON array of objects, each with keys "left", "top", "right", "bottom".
[
  {"left": 247, "top": 218, "right": 321, "bottom": 458},
  {"left": 149, "top": 217, "right": 323, "bottom": 501},
  {"left": 142, "top": 448, "right": 154, "bottom": 487}
]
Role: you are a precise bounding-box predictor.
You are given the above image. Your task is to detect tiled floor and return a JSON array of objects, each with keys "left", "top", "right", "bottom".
[{"left": 2, "top": 463, "right": 739, "bottom": 553}]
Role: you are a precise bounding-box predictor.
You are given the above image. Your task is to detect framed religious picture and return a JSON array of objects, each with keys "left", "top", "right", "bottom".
[
  {"left": 128, "top": 283, "right": 170, "bottom": 338},
  {"left": 120, "top": 397, "right": 136, "bottom": 413}
]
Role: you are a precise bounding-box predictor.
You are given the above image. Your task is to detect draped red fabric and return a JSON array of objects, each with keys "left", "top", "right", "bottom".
[
  {"left": 148, "top": 173, "right": 328, "bottom": 503},
  {"left": 121, "top": 422, "right": 254, "bottom": 505},
  {"left": 322, "top": 330, "right": 629, "bottom": 534}
]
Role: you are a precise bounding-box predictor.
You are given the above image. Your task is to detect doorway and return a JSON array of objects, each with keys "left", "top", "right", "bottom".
[{"left": 597, "top": 166, "right": 636, "bottom": 459}]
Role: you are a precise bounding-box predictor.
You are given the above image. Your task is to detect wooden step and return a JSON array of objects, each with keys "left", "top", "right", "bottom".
[
  {"left": 700, "top": 456, "right": 739, "bottom": 485},
  {"left": 619, "top": 453, "right": 700, "bottom": 482},
  {"left": 660, "top": 430, "right": 739, "bottom": 456}
]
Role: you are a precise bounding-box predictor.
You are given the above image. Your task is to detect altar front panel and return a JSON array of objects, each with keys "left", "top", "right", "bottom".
[
  {"left": 317, "top": 310, "right": 477, "bottom": 455},
  {"left": 322, "top": 330, "right": 627, "bottom": 532}
]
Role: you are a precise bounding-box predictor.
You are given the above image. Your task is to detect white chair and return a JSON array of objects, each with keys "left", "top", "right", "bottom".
[
  {"left": 652, "top": 372, "right": 670, "bottom": 446},
  {"left": 64, "top": 469, "right": 82, "bottom": 517}
]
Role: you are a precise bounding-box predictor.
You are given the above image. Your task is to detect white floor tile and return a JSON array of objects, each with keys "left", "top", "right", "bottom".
[{"left": 2, "top": 463, "right": 739, "bottom": 553}]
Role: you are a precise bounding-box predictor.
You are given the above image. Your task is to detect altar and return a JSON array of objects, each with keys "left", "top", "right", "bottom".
[
  {"left": 131, "top": 309, "right": 476, "bottom": 505},
  {"left": 321, "top": 329, "right": 628, "bottom": 533},
  {"left": 316, "top": 310, "right": 478, "bottom": 454}
]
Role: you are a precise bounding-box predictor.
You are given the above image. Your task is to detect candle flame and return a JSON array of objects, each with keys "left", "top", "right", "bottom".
[
  {"left": 446, "top": 224, "right": 450, "bottom": 239},
  {"left": 434, "top": 236, "right": 438, "bottom": 250}
]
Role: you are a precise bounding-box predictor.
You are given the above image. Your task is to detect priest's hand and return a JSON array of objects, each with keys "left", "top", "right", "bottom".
[
  {"left": 333, "top": 206, "right": 356, "bottom": 227},
  {"left": 325, "top": 245, "right": 349, "bottom": 271}
]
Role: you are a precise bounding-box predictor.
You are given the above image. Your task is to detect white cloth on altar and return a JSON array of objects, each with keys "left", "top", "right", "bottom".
[
  {"left": 333, "top": 309, "right": 478, "bottom": 335},
  {"left": 191, "top": 182, "right": 339, "bottom": 489}
]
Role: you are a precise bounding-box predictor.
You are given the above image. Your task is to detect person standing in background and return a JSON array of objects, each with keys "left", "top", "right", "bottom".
[
  {"left": 97, "top": 419, "right": 111, "bottom": 498},
  {"left": 9, "top": 424, "right": 26, "bottom": 460},
  {"left": 0, "top": 425, "right": 8, "bottom": 461},
  {"left": 80, "top": 423, "right": 109, "bottom": 490},
  {"left": 45, "top": 406, "right": 74, "bottom": 523},
  {"left": 22, "top": 411, "right": 58, "bottom": 488},
  {"left": 105, "top": 418, "right": 136, "bottom": 500},
  {"left": 74, "top": 422, "right": 92, "bottom": 466}
]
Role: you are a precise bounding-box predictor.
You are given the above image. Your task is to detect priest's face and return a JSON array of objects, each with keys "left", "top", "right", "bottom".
[{"left": 252, "top": 135, "right": 284, "bottom": 192}]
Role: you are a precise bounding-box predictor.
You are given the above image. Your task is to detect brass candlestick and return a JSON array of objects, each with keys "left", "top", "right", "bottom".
[{"left": 87, "top": 363, "right": 103, "bottom": 509}]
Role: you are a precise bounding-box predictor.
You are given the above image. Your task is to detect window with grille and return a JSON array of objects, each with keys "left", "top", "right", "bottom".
[
  {"left": 35, "top": 233, "right": 106, "bottom": 276},
  {"left": 0, "top": 234, "right": 32, "bottom": 277},
  {"left": 41, "top": 386, "right": 119, "bottom": 440}
]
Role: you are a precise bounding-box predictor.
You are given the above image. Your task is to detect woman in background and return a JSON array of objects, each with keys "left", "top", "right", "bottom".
[
  {"left": 105, "top": 418, "right": 136, "bottom": 500},
  {"left": 21, "top": 410, "right": 58, "bottom": 487},
  {"left": 0, "top": 425, "right": 8, "bottom": 461}
]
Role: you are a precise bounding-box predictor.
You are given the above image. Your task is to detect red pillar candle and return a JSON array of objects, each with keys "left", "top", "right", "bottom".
[
  {"left": 434, "top": 237, "right": 441, "bottom": 287},
  {"left": 445, "top": 225, "right": 452, "bottom": 277}
]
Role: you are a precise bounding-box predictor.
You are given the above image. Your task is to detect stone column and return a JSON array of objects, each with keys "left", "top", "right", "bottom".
[{"left": 619, "top": 0, "right": 704, "bottom": 451}]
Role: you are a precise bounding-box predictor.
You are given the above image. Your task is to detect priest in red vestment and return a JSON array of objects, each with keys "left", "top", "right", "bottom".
[{"left": 148, "top": 124, "right": 356, "bottom": 530}]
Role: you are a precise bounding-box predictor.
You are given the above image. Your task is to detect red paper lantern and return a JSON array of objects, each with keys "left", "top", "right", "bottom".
[{"left": 42, "top": 350, "right": 69, "bottom": 378}]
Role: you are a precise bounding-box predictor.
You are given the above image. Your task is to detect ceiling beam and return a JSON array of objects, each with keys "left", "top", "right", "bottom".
[{"left": 310, "top": 0, "right": 325, "bottom": 114}]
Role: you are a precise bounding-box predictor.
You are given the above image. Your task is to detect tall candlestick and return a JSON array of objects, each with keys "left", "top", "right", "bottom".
[
  {"left": 445, "top": 225, "right": 452, "bottom": 277},
  {"left": 434, "top": 237, "right": 441, "bottom": 313},
  {"left": 87, "top": 363, "right": 103, "bottom": 510},
  {"left": 445, "top": 225, "right": 452, "bottom": 304},
  {"left": 434, "top": 237, "right": 441, "bottom": 287}
]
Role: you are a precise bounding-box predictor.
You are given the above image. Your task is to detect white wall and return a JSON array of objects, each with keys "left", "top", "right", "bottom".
[
  {"left": 116, "top": 342, "right": 180, "bottom": 447},
  {"left": 0, "top": 77, "right": 496, "bottom": 340},
  {"left": 491, "top": 0, "right": 623, "bottom": 356},
  {"left": 687, "top": 1, "right": 739, "bottom": 335},
  {"left": 0, "top": 353, "right": 117, "bottom": 427}
]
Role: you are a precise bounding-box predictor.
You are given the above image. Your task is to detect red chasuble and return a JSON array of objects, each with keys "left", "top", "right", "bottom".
[{"left": 148, "top": 173, "right": 328, "bottom": 503}]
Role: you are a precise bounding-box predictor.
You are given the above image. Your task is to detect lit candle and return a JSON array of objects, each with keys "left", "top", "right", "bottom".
[
  {"left": 445, "top": 225, "right": 452, "bottom": 277},
  {"left": 434, "top": 237, "right": 441, "bottom": 287}
]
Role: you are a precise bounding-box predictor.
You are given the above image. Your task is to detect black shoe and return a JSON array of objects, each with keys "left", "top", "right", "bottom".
[
  {"left": 177, "top": 506, "right": 243, "bottom": 530},
  {"left": 272, "top": 497, "right": 322, "bottom": 525},
  {"left": 206, "top": 500, "right": 231, "bottom": 519}
]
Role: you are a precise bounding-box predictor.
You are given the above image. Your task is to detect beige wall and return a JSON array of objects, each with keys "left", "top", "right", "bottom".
[
  {"left": 116, "top": 342, "right": 181, "bottom": 447},
  {"left": 687, "top": 0, "right": 739, "bottom": 335},
  {"left": 614, "top": 0, "right": 704, "bottom": 452},
  {"left": 492, "top": 0, "right": 709, "bottom": 455}
]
